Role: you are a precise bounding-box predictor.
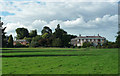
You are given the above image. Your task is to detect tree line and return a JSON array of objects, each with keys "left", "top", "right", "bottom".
[
  {"left": 14, "top": 24, "right": 77, "bottom": 47},
  {"left": 1, "top": 23, "right": 120, "bottom": 48}
]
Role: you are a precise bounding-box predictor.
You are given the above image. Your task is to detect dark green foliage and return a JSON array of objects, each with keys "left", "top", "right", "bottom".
[
  {"left": 51, "top": 24, "right": 77, "bottom": 47},
  {"left": 24, "top": 37, "right": 32, "bottom": 43},
  {"left": 52, "top": 38, "right": 62, "bottom": 47},
  {"left": 38, "top": 38, "right": 47, "bottom": 46},
  {"left": 1, "top": 22, "right": 7, "bottom": 47},
  {"left": 42, "top": 33, "right": 51, "bottom": 39},
  {"left": 82, "top": 42, "right": 92, "bottom": 48},
  {"left": 52, "top": 24, "right": 72, "bottom": 47},
  {"left": 8, "top": 35, "right": 13, "bottom": 47},
  {"left": 53, "top": 24, "right": 67, "bottom": 39},
  {"left": 40, "top": 26, "right": 52, "bottom": 46},
  {"left": 97, "top": 42, "right": 101, "bottom": 48},
  {"left": 61, "top": 35, "right": 71, "bottom": 47},
  {"left": 41, "top": 26, "right": 52, "bottom": 35},
  {"left": 13, "top": 24, "right": 78, "bottom": 48},
  {"left": 116, "top": 31, "right": 120, "bottom": 48},
  {"left": 102, "top": 40, "right": 118, "bottom": 48},
  {"left": 30, "top": 35, "right": 42, "bottom": 47},
  {"left": 29, "top": 30, "right": 37, "bottom": 38},
  {"left": 16, "top": 28, "right": 29, "bottom": 39}
]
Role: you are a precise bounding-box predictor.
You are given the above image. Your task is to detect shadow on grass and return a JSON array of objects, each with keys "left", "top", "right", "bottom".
[
  {"left": 1, "top": 54, "right": 98, "bottom": 58},
  {"left": 1, "top": 51, "right": 45, "bottom": 53},
  {"left": 1, "top": 49, "right": 23, "bottom": 50},
  {"left": 1, "top": 50, "right": 80, "bottom": 53}
]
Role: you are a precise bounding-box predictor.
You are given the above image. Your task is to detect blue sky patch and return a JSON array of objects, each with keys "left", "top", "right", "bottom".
[{"left": 1, "top": 11, "right": 15, "bottom": 16}]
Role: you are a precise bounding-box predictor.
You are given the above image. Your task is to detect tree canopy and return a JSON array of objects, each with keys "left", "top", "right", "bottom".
[
  {"left": 16, "top": 28, "right": 29, "bottom": 39},
  {"left": 8, "top": 35, "right": 13, "bottom": 47},
  {"left": 41, "top": 26, "right": 52, "bottom": 35},
  {"left": 29, "top": 30, "right": 37, "bottom": 38},
  {"left": 116, "top": 31, "right": 120, "bottom": 48}
]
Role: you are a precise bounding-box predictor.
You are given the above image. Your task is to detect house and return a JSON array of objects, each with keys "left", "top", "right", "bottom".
[
  {"left": 71, "top": 34, "right": 106, "bottom": 46},
  {"left": 13, "top": 39, "right": 29, "bottom": 46}
]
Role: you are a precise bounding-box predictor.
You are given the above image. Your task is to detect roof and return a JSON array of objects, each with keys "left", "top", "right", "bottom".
[
  {"left": 14, "top": 39, "right": 28, "bottom": 42},
  {"left": 78, "top": 36, "right": 105, "bottom": 38},
  {"left": 72, "top": 36, "right": 106, "bottom": 40}
]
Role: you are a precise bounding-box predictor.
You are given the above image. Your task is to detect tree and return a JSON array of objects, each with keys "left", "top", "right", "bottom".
[
  {"left": 56, "top": 24, "right": 60, "bottom": 29},
  {"left": 41, "top": 26, "right": 52, "bottom": 35},
  {"left": 29, "top": 30, "right": 37, "bottom": 38},
  {"left": 61, "top": 35, "right": 71, "bottom": 47},
  {"left": 116, "top": 31, "right": 120, "bottom": 48},
  {"left": 16, "top": 28, "right": 29, "bottom": 39},
  {"left": 0, "top": 21, "right": 7, "bottom": 47},
  {"left": 8, "top": 35, "right": 13, "bottom": 47},
  {"left": 24, "top": 37, "right": 32, "bottom": 44},
  {"left": 30, "top": 35, "right": 42, "bottom": 47},
  {"left": 53, "top": 24, "right": 67, "bottom": 39},
  {"left": 38, "top": 38, "right": 47, "bottom": 46},
  {"left": 53, "top": 24, "right": 76, "bottom": 47},
  {"left": 42, "top": 33, "right": 50, "bottom": 39},
  {"left": 52, "top": 38, "right": 62, "bottom": 47},
  {"left": 102, "top": 40, "right": 118, "bottom": 48}
]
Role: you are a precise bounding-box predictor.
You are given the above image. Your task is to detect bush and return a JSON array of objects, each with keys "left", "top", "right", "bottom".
[
  {"left": 82, "top": 42, "right": 92, "bottom": 48},
  {"left": 78, "top": 46, "right": 81, "bottom": 48}
]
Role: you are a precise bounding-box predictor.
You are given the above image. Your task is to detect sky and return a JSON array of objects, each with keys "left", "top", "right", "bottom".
[{"left": 0, "top": 0, "right": 119, "bottom": 42}]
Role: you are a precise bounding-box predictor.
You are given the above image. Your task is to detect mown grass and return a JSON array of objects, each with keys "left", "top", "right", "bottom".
[{"left": 1, "top": 48, "right": 118, "bottom": 74}]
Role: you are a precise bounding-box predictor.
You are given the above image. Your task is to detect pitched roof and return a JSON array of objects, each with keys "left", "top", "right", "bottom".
[
  {"left": 77, "top": 36, "right": 105, "bottom": 38},
  {"left": 14, "top": 39, "right": 28, "bottom": 42},
  {"left": 72, "top": 36, "right": 106, "bottom": 40}
]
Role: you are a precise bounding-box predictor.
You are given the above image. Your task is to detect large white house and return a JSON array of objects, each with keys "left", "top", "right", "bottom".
[{"left": 71, "top": 34, "right": 106, "bottom": 46}]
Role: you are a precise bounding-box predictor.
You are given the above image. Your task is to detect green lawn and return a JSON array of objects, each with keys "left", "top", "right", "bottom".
[{"left": 1, "top": 48, "right": 118, "bottom": 74}]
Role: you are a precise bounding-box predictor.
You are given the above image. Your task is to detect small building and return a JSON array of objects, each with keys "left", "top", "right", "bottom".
[
  {"left": 13, "top": 39, "right": 29, "bottom": 46},
  {"left": 71, "top": 34, "right": 106, "bottom": 46}
]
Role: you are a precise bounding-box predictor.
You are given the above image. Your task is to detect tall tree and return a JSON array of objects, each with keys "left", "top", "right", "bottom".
[
  {"left": 8, "top": 35, "right": 13, "bottom": 47},
  {"left": 16, "top": 28, "right": 29, "bottom": 39},
  {"left": 116, "top": 31, "right": 120, "bottom": 48},
  {"left": 53, "top": 24, "right": 67, "bottom": 39},
  {"left": 41, "top": 26, "right": 52, "bottom": 35},
  {"left": 29, "top": 29, "right": 37, "bottom": 38},
  {"left": 0, "top": 21, "right": 7, "bottom": 47}
]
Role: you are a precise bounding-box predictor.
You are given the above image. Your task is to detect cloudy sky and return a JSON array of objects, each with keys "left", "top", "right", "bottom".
[{"left": 0, "top": 0, "right": 119, "bottom": 42}]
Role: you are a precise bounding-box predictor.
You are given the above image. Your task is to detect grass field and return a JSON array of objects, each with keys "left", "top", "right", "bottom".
[{"left": 1, "top": 48, "right": 118, "bottom": 74}]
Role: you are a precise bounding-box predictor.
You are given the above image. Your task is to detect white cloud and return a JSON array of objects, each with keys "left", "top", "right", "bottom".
[
  {"left": 4, "top": 14, "right": 118, "bottom": 41},
  {"left": 1, "top": 2, "right": 118, "bottom": 41}
]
